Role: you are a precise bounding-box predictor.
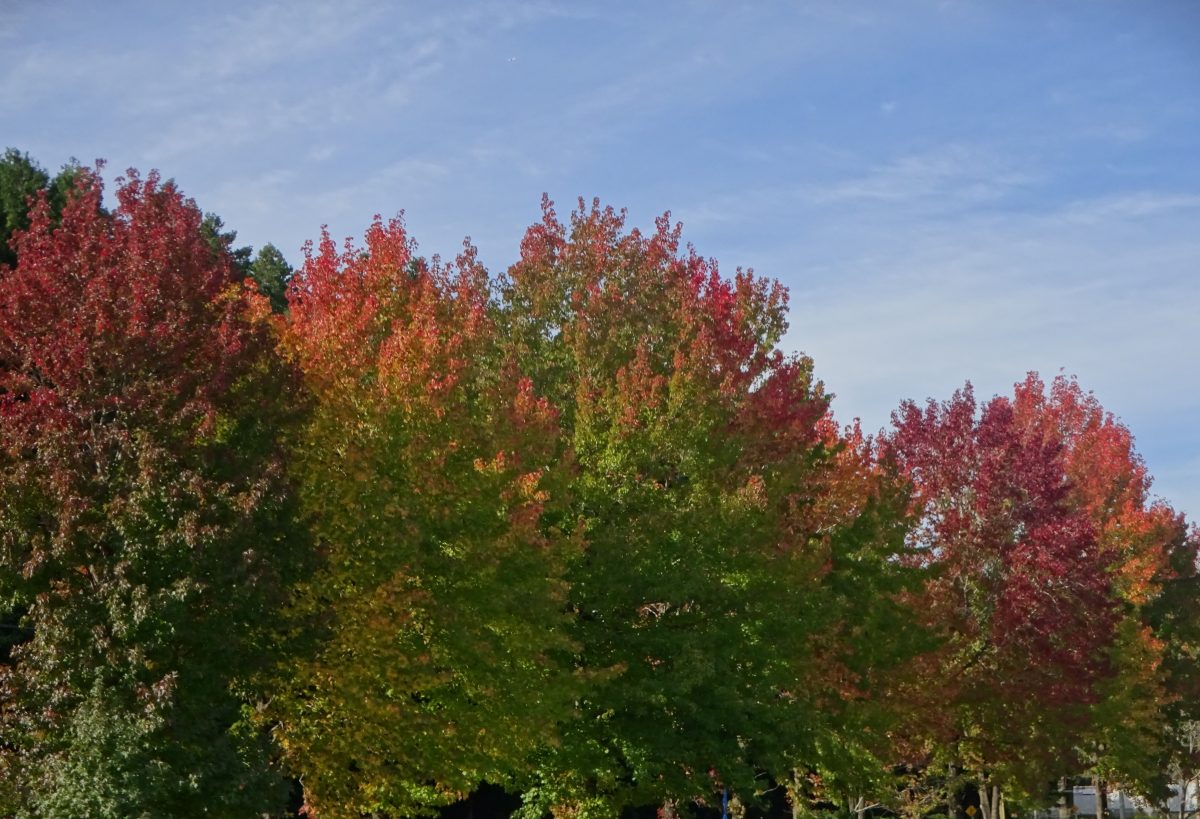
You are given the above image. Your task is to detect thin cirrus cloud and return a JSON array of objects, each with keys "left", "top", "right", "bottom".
[
  {"left": 659, "top": 117, "right": 1198, "bottom": 515},
  {"left": 802, "top": 145, "right": 1037, "bottom": 207},
  {"left": 779, "top": 182, "right": 1198, "bottom": 513}
]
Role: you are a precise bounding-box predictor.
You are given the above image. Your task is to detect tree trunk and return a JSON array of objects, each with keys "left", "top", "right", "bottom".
[
  {"left": 1058, "top": 777, "right": 1074, "bottom": 819},
  {"left": 948, "top": 762, "right": 960, "bottom": 819},
  {"left": 980, "top": 778, "right": 992, "bottom": 819},
  {"left": 791, "top": 770, "right": 805, "bottom": 819},
  {"left": 1095, "top": 775, "right": 1108, "bottom": 819}
]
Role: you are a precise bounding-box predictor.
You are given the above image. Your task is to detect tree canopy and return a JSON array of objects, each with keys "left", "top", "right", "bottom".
[
  {"left": 0, "top": 166, "right": 305, "bottom": 817},
  {"left": 0, "top": 152, "right": 1195, "bottom": 819}
]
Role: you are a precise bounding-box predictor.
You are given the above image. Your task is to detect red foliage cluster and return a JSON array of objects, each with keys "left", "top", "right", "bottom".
[
  {"left": 0, "top": 167, "right": 282, "bottom": 578},
  {"left": 883, "top": 383, "right": 1124, "bottom": 784}
]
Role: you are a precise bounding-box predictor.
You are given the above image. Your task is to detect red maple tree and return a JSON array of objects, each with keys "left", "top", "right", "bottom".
[{"left": 0, "top": 167, "right": 301, "bottom": 815}]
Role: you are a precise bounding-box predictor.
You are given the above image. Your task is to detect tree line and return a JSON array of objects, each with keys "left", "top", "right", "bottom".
[{"left": 0, "top": 151, "right": 1196, "bottom": 819}]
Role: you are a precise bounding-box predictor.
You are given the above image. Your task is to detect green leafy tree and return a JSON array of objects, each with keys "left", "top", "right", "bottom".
[
  {"left": 201, "top": 213, "right": 291, "bottom": 313},
  {"left": 0, "top": 167, "right": 304, "bottom": 817},
  {"left": 0, "top": 149, "right": 49, "bottom": 267},
  {"left": 0, "top": 148, "right": 80, "bottom": 267},
  {"left": 502, "top": 198, "right": 921, "bottom": 818},
  {"left": 201, "top": 211, "right": 253, "bottom": 271},
  {"left": 273, "top": 217, "right": 579, "bottom": 818},
  {"left": 1150, "top": 536, "right": 1200, "bottom": 813},
  {"left": 248, "top": 243, "right": 292, "bottom": 314}
]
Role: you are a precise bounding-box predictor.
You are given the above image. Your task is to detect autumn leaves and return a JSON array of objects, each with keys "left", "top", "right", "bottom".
[
  {"left": 0, "top": 168, "right": 302, "bottom": 816},
  {"left": 0, "top": 173, "right": 1196, "bottom": 819}
]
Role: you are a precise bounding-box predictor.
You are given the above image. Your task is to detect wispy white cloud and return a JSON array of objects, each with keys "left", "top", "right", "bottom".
[
  {"left": 803, "top": 144, "right": 1037, "bottom": 206},
  {"left": 0, "top": 42, "right": 142, "bottom": 110},
  {"left": 771, "top": 177, "right": 1200, "bottom": 515},
  {"left": 657, "top": 130, "right": 1199, "bottom": 520},
  {"left": 189, "top": 0, "right": 389, "bottom": 81},
  {"left": 307, "top": 145, "right": 336, "bottom": 162},
  {"left": 1080, "top": 122, "right": 1151, "bottom": 144},
  {"left": 1053, "top": 191, "right": 1200, "bottom": 224}
]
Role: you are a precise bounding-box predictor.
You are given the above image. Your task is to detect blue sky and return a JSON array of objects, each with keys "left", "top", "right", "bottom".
[{"left": 3, "top": 0, "right": 1198, "bottom": 517}]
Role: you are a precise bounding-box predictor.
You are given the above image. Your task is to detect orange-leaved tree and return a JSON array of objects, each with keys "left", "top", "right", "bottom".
[
  {"left": 274, "top": 216, "right": 579, "bottom": 818},
  {"left": 1011, "top": 374, "right": 1199, "bottom": 806}
]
